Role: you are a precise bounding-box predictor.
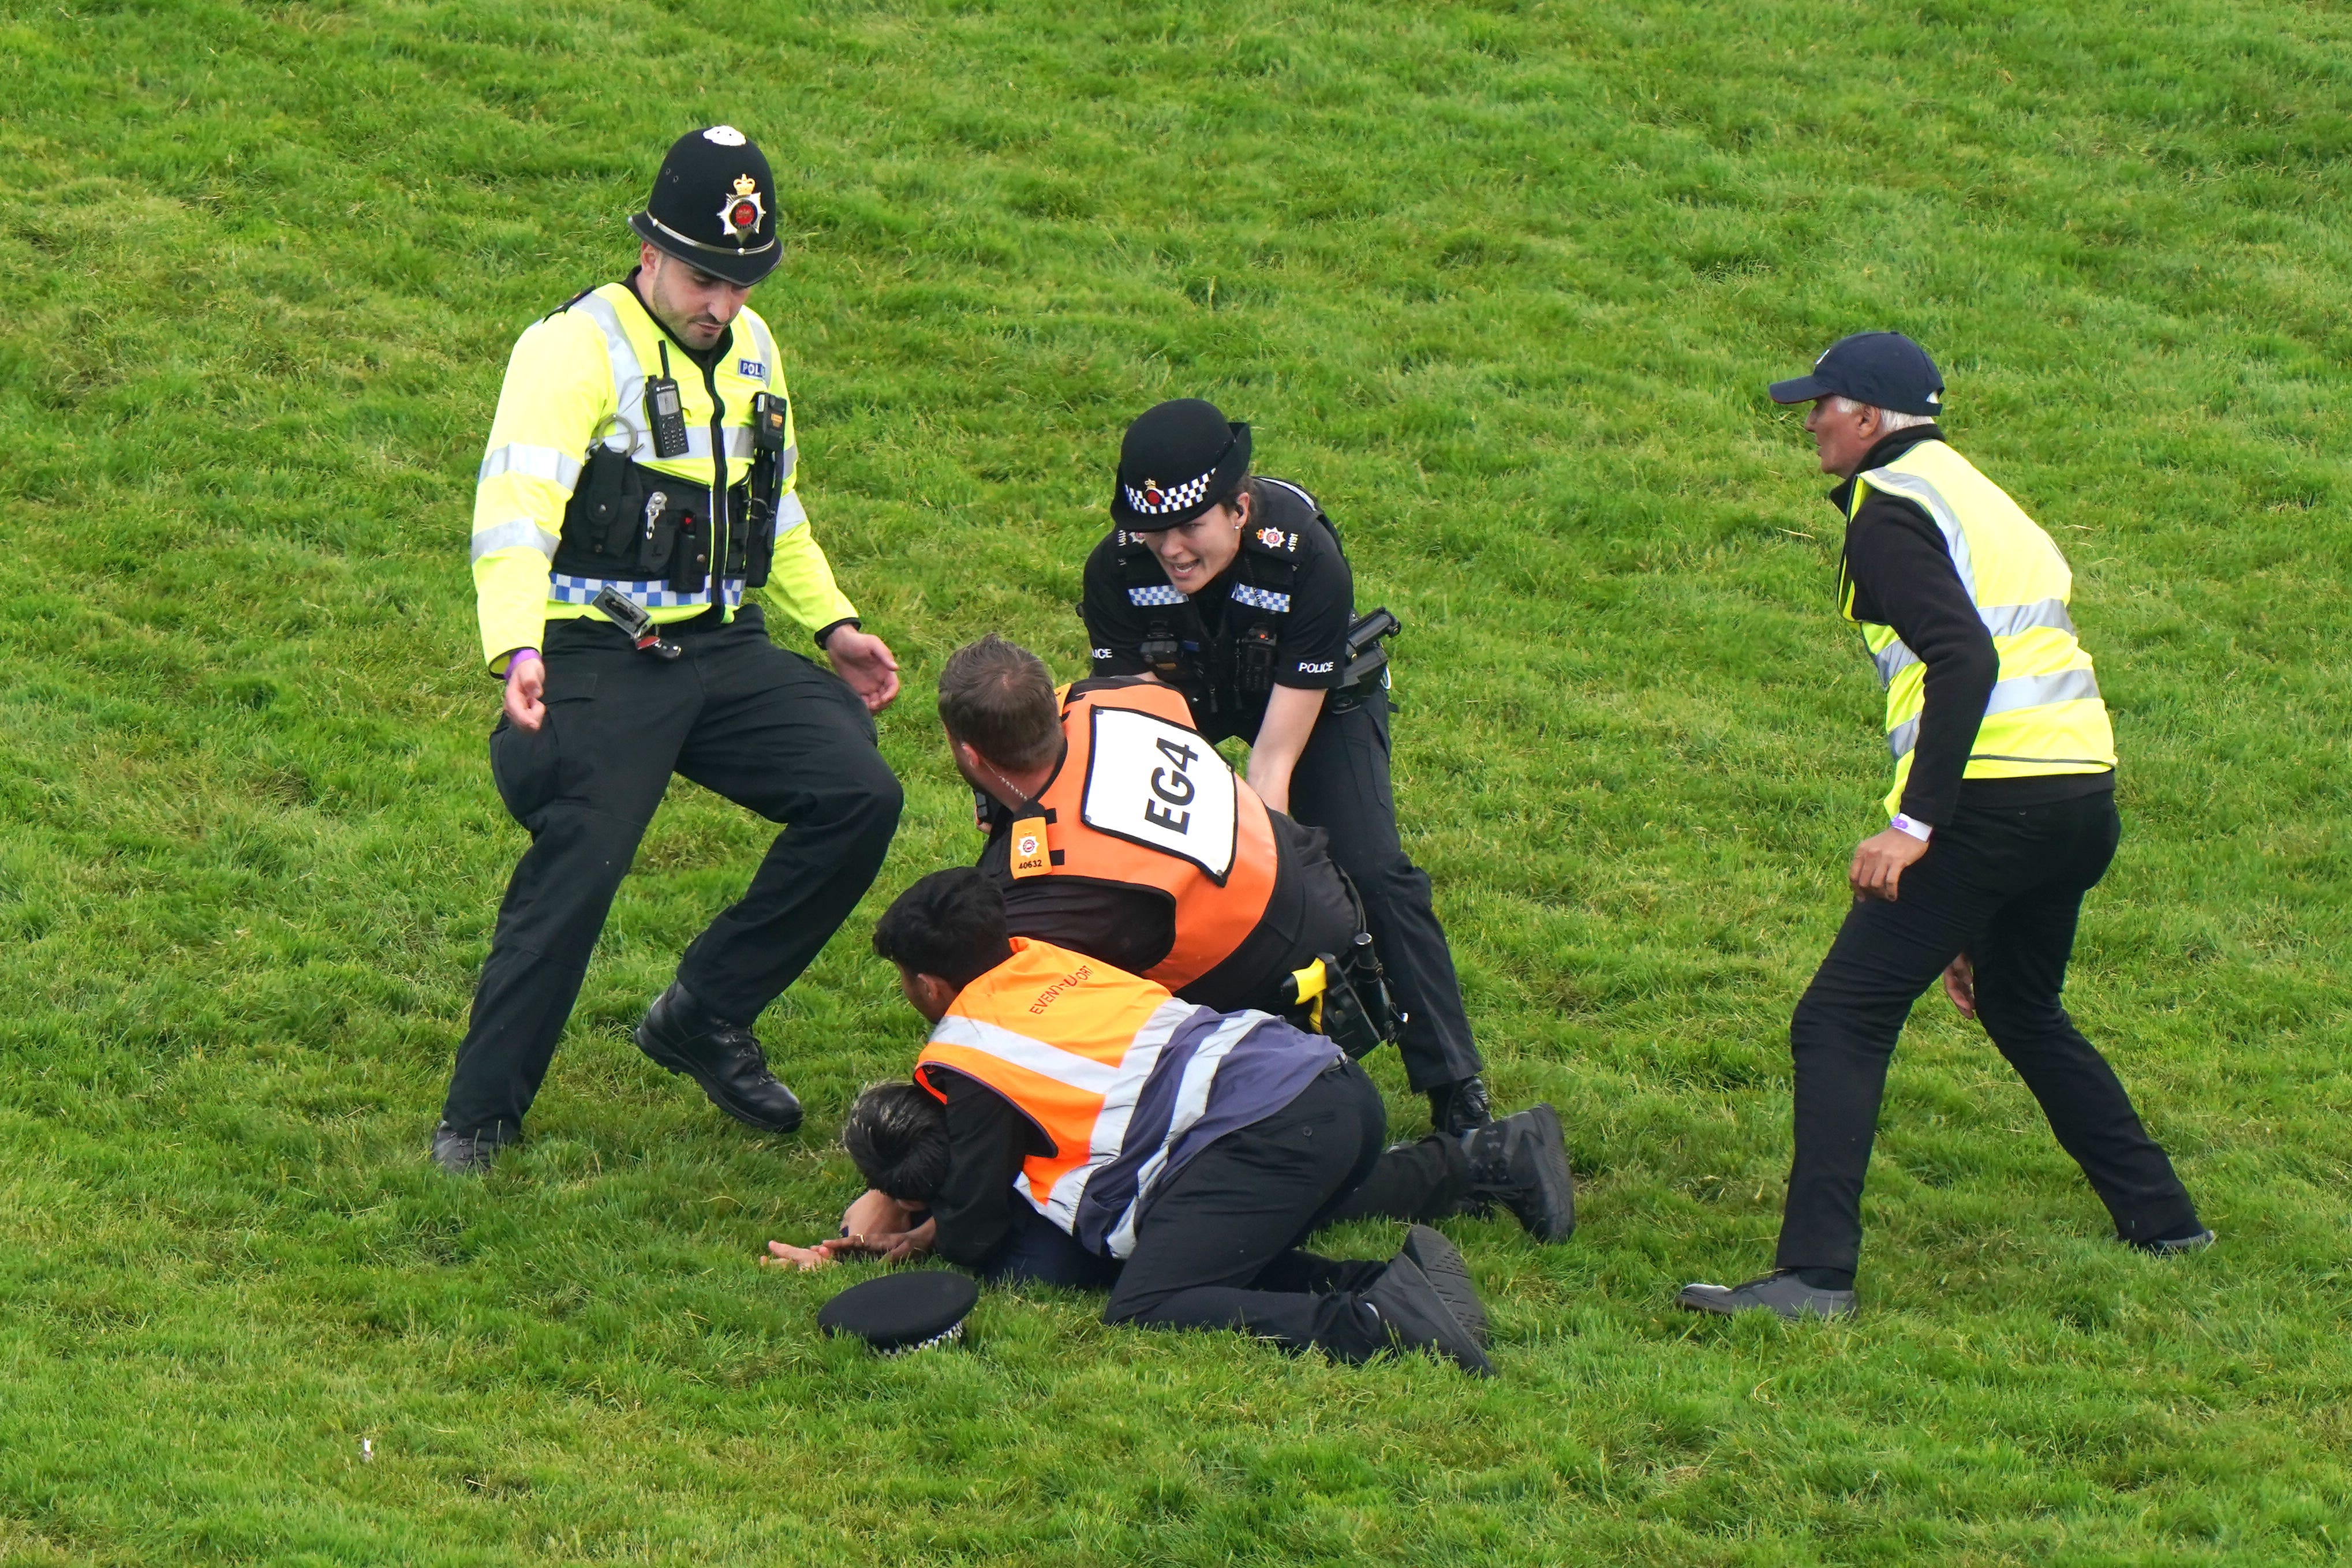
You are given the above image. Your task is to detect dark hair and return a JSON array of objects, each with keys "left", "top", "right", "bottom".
[
  {"left": 842, "top": 1081, "right": 951, "bottom": 1202},
  {"left": 937, "top": 635, "right": 1061, "bottom": 773},
  {"left": 872, "top": 867, "right": 1013, "bottom": 990}
]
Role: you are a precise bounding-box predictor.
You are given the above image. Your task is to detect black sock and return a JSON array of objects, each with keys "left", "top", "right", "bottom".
[{"left": 1792, "top": 1267, "right": 1854, "bottom": 1292}]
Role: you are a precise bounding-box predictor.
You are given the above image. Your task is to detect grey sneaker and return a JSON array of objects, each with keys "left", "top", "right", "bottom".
[
  {"left": 431, "top": 1120, "right": 518, "bottom": 1176},
  {"left": 1677, "top": 1269, "right": 1857, "bottom": 1321},
  {"left": 1400, "top": 1225, "right": 1488, "bottom": 1349},
  {"left": 2131, "top": 1229, "right": 2216, "bottom": 1256},
  {"left": 1363, "top": 1255, "right": 1494, "bottom": 1376}
]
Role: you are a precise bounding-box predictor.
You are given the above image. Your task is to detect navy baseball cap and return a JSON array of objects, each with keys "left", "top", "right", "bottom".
[{"left": 1768, "top": 332, "right": 1945, "bottom": 417}]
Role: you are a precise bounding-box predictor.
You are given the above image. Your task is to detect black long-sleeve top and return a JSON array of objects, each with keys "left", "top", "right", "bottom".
[
  {"left": 921, "top": 1065, "right": 1050, "bottom": 1268},
  {"left": 1831, "top": 425, "right": 2112, "bottom": 825}
]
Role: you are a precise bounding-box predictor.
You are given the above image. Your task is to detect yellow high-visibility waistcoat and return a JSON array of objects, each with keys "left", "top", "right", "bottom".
[
  {"left": 1845, "top": 439, "right": 2116, "bottom": 815},
  {"left": 468, "top": 280, "right": 857, "bottom": 671}
]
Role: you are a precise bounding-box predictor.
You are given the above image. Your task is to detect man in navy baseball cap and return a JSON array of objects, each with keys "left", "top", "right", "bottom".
[
  {"left": 1768, "top": 331, "right": 1945, "bottom": 417},
  {"left": 1674, "top": 330, "right": 2208, "bottom": 1322}
]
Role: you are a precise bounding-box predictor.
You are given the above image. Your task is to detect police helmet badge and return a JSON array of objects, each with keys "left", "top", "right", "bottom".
[
  {"left": 719, "top": 174, "right": 766, "bottom": 246},
  {"left": 1141, "top": 478, "right": 1164, "bottom": 509}
]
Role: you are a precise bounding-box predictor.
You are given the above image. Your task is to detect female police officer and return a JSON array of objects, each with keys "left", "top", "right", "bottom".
[{"left": 1080, "top": 398, "right": 1491, "bottom": 1135}]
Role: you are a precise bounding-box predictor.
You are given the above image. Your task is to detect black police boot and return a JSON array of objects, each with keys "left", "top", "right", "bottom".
[
  {"left": 1676, "top": 1269, "right": 1858, "bottom": 1321},
  {"left": 1462, "top": 1105, "right": 1576, "bottom": 1242},
  {"left": 431, "top": 1120, "right": 518, "bottom": 1176},
  {"left": 1360, "top": 1255, "right": 1493, "bottom": 1376},
  {"left": 1427, "top": 1075, "right": 1493, "bottom": 1136},
  {"left": 1400, "top": 1225, "right": 1488, "bottom": 1349},
  {"left": 634, "top": 981, "right": 804, "bottom": 1133}
]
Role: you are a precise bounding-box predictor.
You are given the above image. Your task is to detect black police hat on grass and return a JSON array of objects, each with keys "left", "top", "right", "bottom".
[
  {"left": 1111, "top": 398, "right": 1252, "bottom": 531},
  {"left": 817, "top": 1270, "right": 978, "bottom": 1356},
  {"left": 1768, "top": 331, "right": 1945, "bottom": 417},
  {"left": 630, "top": 125, "right": 781, "bottom": 287}
]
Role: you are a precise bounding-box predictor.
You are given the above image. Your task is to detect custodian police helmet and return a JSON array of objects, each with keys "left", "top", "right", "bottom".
[{"left": 630, "top": 125, "right": 782, "bottom": 287}]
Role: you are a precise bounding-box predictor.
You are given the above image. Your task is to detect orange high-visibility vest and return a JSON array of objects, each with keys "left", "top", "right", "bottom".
[
  {"left": 914, "top": 938, "right": 1266, "bottom": 1258},
  {"left": 1021, "top": 682, "right": 1279, "bottom": 990}
]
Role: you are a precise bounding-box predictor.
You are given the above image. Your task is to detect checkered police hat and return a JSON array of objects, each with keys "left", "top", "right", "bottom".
[{"left": 1110, "top": 399, "right": 1252, "bottom": 530}]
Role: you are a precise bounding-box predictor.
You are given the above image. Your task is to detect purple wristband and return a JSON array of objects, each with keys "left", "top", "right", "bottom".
[{"left": 506, "top": 648, "right": 539, "bottom": 681}]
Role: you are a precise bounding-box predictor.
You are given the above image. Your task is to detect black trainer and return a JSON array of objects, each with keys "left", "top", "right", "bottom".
[
  {"left": 1463, "top": 1104, "right": 1576, "bottom": 1242},
  {"left": 635, "top": 981, "right": 804, "bottom": 1133},
  {"left": 1400, "top": 1225, "right": 1488, "bottom": 1349},
  {"left": 1427, "top": 1075, "right": 1493, "bottom": 1137},
  {"left": 1362, "top": 1255, "right": 1493, "bottom": 1376},
  {"left": 431, "top": 1120, "right": 518, "bottom": 1176},
  {"left": 1676, "top": 1270, "right": 1857, "bottom": 1321}
]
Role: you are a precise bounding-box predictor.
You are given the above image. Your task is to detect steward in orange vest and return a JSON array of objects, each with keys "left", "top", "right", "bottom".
[
  {"left": 934, "top": 636, "right": 1371, "bottom": 1026},
  {"left": 841, "top": 870, "right": 1575, "bottom": 1371}
]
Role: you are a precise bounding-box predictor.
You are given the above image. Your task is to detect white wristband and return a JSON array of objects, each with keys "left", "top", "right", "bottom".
[{"left": 1890, "top": 813, "right": 1933, "bottom": 843}]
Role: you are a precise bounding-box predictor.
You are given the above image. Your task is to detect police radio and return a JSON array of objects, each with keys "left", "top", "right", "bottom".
[{"left": 645, "top": 343, "right": 690, "bottom": 459}]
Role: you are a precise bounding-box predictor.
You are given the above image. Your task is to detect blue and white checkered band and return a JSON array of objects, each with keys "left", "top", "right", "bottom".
[
  {"left": 1230, "top": 583, "right": 1291, "bottom": 613},
  {"left": 1123, "top": 469, "right": 1216, "bottom": 515},
  {"left": 549, "top": 574, "right": 746, "bottom": 611},
  {"left": 1128, "top": 585, "right": 1189, "bottom": 607}
]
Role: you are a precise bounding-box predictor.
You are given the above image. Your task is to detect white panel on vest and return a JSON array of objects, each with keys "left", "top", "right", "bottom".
[{"left": 1079, "top": 706, "right": 1238, "bottom": 884}]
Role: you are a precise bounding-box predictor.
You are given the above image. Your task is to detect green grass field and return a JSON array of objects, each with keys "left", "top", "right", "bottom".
[{"left": 3, "top": 0, "right": 2349, "bottom": 1561}]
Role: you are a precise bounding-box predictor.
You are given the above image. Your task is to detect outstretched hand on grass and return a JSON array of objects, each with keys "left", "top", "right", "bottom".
[{"left": 761, "top": 1189, "right": 938, "bottom": 1270}]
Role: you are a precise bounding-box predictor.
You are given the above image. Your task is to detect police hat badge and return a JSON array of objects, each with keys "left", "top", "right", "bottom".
[
  {"left": 817, "top": 1270, "right": 978, "bottom": 1355},
  {"left": 719, "top": 174, "right": 766, "bottom": 244}
]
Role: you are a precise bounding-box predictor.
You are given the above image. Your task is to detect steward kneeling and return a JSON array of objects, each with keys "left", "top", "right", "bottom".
[
  {"left": 940, "top": 633, "right": 1390, "bottom": 1049},
  {"left": 821, "top": 870, "right": 1579, "bottom": 1372}
]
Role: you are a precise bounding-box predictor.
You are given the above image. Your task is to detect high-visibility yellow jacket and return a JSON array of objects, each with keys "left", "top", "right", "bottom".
[
  {"left": 1844, "top": 439, "right": 2116, "bottom": 815},
  {"left": 468, "top": 278, "right": 857, "bottom": 671}
]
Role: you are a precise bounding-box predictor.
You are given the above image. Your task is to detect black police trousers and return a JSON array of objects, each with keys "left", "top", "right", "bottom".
[
  {"left": 1288, "top": 688, "right": 1483, "bottom": 1091},
  {"left": 1099, "top": 1058, "right": 1447, "bottom": 1361},
  {"left": 440, "top": 607, "right": 903, "bottom": 1137},
  {"left": 1777, "top": 789, "right": 2200, "bottom": 1277}
]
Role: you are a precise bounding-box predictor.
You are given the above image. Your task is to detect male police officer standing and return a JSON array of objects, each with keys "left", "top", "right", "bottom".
[
  {"left": 1678, "top": 333, "right": 2208, "bottom": 1318},
  {"left": 1082, "top": 399, "right": 1491, "bottom": 1134},
  {"left": 433, "top": 126, "right": 904, "bottom": 1173}
]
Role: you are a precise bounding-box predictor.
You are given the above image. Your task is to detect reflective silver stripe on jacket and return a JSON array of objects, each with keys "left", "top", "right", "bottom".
[
  {"left": 775, "top": 492, "right": 809, "bottom": 534},
  {"left": 1979, "top": 597, "right": 2075, "bottom": 640},
  {"left": 1869, "top": 598, "right": 2075, "bottom": 689},
  {"left": 593, "top": 421, "right": 758, "bottom": 466},
  {"left": 744, "top": 316, "right": 781, "bottom": 384},
  {"left": 1872, "top": 637, "right": 1920, "bottom": 687},
  {"left": 1101, "top": 1008, "right": 1262, "bottom": 1259},
  {"left": 1130, "top": 585, "right": 1188, "bottom": 607},
  {"left": 930, "top": 1006, "right": 1165, "bottom": 1237},
  {"left": 571, "top": 291, "right": 649, "bottom": 452},
  {"left": 1859, "top": 465, "right": 1975, "bottom": 600},
  {"left": 477, "top": 443, "right": 585, "bottom": 492},
  {"left": 547, "top": 573, "right": 745, "bottom": 611},
  {"left": 1887, "top": 667, "right": 2102, "bottom": 759},
  {"left": 471, "top": 519, "right": 563, "bottom": 562}
]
